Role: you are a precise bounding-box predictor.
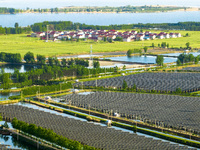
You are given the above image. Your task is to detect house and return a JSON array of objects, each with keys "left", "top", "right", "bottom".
[
  {"left": 157, "top": 33, "right": 164, "bottom": 39},
  {"left": 163, "top": 33, "right": 170, "bottom": 39},
  {"left": 169, "top": 33, "right": 176, "bottom": 38},
  {"left": 31, "top": 32, "right": 45, "bottom": 37},
  {"left": 136, "top": 35, "right": 144, "bottom": 41},
  {"left": 122, "top": 36, "right": 132, "bottom": 42},
  {"left": 149, "top": 34, "right": 156, "bottom": 40},
  {"left": 131, "top": 30, "right": 138, "bottom": 34},
  {"left": 98, "top": 36, "right": 105, "bottom": 41},
  {"left": 144, "top": 36, "right": 150, "bottom": 40},
  {"left": 175, "top": 33, "right": 181, "bottom": 38},
  {"left": 107, "top": 35, "right": 116, "bottom": 40}
]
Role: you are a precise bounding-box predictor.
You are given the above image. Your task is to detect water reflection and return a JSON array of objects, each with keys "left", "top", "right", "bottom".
[{"left": 0, "top": 64, "right": 39, "bottom": 73}]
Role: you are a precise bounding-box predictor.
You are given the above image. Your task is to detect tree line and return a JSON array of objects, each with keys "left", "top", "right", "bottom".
[
  {"left": 12, "top": 117, "right": 97, "bottom": 150},
  {"left": 31, "top": 21, "right": 200, "bottom": 32},
  {"left": 1, "top": 21, "right": 200, "bottom": 34}
]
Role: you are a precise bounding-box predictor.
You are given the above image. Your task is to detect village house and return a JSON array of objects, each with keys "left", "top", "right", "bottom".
[
  {"left": 31, "top": 32, "right": 45, "bottom": 37},
  {"left": 30, "top": 29, "right": 181, "bottom": 42}
]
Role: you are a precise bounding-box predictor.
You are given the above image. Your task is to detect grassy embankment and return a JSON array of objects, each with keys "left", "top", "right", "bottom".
[{"left": 0, "top": 30, "right": 200, "bottom": 57}]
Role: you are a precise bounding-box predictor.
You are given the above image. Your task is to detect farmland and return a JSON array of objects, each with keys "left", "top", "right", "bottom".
[{"left": 0, "top": 30, "right": 200, "bottom": 57}]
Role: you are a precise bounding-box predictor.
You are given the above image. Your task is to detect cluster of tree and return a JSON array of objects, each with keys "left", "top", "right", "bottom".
[
  {"left": 0, "top": 52, "right": 21, "bottom": 63},
  {"left": 22, "top": 82, "right": 72, "bottom": 95},
  {"left": 0, "top": 7, "right": 22, "bottom": 14},
  {"left": 158, "top": 42, "right": 169, "bottom": 48},
  {"left": 0, "top": 23, "right": 32, "bottom": 34},
  {"left": 11, "top": 118, "right": 97, "bottom": 150},
  {"left": 176, "top": 53, "right": 200, "bottom": 65},
  {"left": 0, "top": 61, "right": 114, "bottom": 89},
  {"left": 127, "top": 49, "right": 142, "bottom": 56}
]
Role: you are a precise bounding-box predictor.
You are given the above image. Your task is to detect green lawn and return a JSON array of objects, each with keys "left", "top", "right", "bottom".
[{"left": 0, "top": 30, "right": 200, "bottom": 57}]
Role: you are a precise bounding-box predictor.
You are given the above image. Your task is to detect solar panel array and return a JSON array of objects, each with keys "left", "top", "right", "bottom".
[
  {"left": 0, "top": 105, "right": 196, "bottom": 150},
  {"left": 75, "top": 73, "right": 200, "bottom": 92},
  {"left": 62, "top": 92, "right": 200, "bottom": 134}
]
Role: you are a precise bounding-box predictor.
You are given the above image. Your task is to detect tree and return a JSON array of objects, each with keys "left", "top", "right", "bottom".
[
  {"left": 14, "top": 22, "right": 19, "bottom": 28},
  {"left": 144, "top": 46, "right": 148, "bottom": 53},
  {"left": 93, "top": 61, "right": 100, "bottom": 68},
  {"left": 37, "top": 54, "right": 46, "bottom": 65},
  {"left": 122, "top": 80, "right": 128, "bottom": 90},
  {"left": 0, "top": 113, "right": 2, "bottom": 121},
  {"left": 156, "top": 55, "right": 164, "bottom": 66},
  {"left": 122, "top": 65, "right": 126, "bottom": 70},
  {"left": 152, "top": 43, "right": 155, "bottom": 49},
  {"left": 61, "top": 59, "right": 67, "bottom": 67},
  {"left": 103, "top": 37, "right": 107, "bottom": 42},
  {"left": 127, "top": 49, "right": 133, "bottom": 57},
  {"left": 186, "top": 42, "right": 190, "bottom": 49},
  {"left": 195, "top": 55, "right": 199, "bottom": 64},
  {"left": 24, "top": 51, "right": 35, "bottom": 63},
  {"left": 48, "top": 57, "right": 54, "bottom": 66},
  {"left": 175, "top": 88, "right": 182, "bottom": 94},
  {"left": 176, "top": 59, "right": 182, "bottom": 66},
  {"left": 3, "top": 122, "right": 9, "bottom": 128},
  {"left": 167, "top": 43, "right": 169, "bottom": 48}
]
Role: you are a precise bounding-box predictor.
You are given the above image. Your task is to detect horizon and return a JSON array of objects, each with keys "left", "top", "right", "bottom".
[{"left": 0, "top": 0, "right": 200, "bottom": 9}]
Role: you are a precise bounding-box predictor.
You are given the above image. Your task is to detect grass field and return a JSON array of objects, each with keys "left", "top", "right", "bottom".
[{"left": 0, "top": 30, "right": 200, "bottom": 57}]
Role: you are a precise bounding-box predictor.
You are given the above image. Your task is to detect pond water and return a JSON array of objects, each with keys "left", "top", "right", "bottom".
[
  {"left": 1, "top": 11, "right": 200, "bottom": 27},
  {"left": 107, "top": 55, "right": 177, "bottom": 64},
  {"left": 161, "top": 52, "right": 200, "bottom": 57},
  {"left": 0, "top": 92, "right": 20, "bottom": 101},
  {"left": 0, "top": 122, "right": 34, "bottom": 150},
  {"left": 0, "top": 64, "right": 38, "bottom": 73}
]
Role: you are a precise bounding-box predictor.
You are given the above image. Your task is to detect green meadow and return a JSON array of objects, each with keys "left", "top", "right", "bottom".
[{"left": 0, "top": 30, "right": 200, "bottom": 57}]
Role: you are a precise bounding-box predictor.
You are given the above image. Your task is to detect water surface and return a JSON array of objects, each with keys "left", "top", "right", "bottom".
[
  {"left": 107, "top": 55, "right": 177, "bottom": 64},
  {"left": 1, "top": 11, "right": 200, "bottom": 27}
]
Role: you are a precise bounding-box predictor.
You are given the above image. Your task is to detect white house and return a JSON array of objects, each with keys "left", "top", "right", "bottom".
[{"left": 175, "top": 33, "right": 181, "bottom": 38}]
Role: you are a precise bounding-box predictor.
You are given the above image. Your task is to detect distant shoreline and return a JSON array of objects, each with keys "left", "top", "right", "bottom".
[{"left": 0, "top": 5, "right": 199, "bottom": 15}]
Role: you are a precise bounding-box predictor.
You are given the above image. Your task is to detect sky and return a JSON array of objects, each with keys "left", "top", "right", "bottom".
[{"left": 0, "top": 0, "right": 200, "bottom": 9}]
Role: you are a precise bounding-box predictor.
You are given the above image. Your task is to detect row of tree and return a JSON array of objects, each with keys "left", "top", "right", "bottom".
[
  {"left": 22, "top": 82, "right": 72, "bottom": 95},
  {"left": 11, "top": 118, "right": 97, "bottom": 150},
  {"left": 31, "top": 21, "right": 200, "bottom": 32}
]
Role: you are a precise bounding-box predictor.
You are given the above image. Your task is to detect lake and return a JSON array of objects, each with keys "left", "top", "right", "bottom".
[
  {"left": 1, "top": 11, "right": 200, "bottom": 27},
  {"left": 107, "top": 55, "right": 177, "bottom": 64}
]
